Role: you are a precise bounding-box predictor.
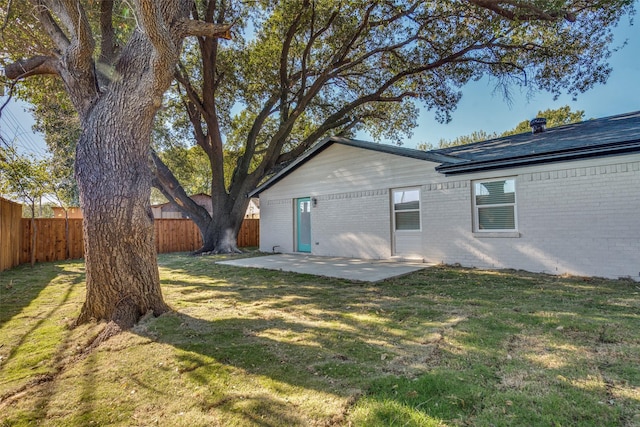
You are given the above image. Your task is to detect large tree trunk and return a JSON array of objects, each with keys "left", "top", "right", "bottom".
[
  {"left": 197, "top": 198, "right": 249, "bottom": 254},
  {"left": 151, "top": 150, "right": 251, "bottom": 255},
  {"left": 4, "top": 1, "right": 230, "bottom": 333},
  {"left": 75, "top": 91, "right": 169, "bottom": 329}
]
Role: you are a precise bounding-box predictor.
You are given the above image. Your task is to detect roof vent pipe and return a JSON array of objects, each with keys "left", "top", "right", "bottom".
[{"left": 530, "top": 117, "right": 547, "bottom": 134}]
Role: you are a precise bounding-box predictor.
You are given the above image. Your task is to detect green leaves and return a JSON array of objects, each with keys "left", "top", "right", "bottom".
[
  {"left": 0, "top": 140, "right": 52, "bottom": 209},
  {"left": 3, "top": 1, "right": 634, "bottom": 232},
  {"left": 156, "top": 144, "right": 213, "bottom": 196},
  {"left": 502, "top": 105, "right": 585, "bottom": 136}
]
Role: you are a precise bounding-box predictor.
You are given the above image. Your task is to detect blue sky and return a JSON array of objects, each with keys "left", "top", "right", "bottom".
[
  {"left": 1, "top": 10, "right": 638, "bottom": 156},
  {"left": 399, "top": 13, "right": 639, "bottom": 149}
]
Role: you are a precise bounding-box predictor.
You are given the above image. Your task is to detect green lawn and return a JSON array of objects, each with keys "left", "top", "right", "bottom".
[{"left": 1, "top": 253, "right": 639, "bottom": 426}]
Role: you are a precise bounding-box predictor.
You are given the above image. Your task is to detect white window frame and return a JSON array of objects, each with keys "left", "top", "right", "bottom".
[
  {"left": 472, "top": 177, "right": 517, "bottom": 233},
  {"left": 392, "top": 187, "right": 422, "bottom": 232}
]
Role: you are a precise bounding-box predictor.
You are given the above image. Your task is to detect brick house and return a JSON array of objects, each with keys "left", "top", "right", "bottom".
[{"left": 251, "top": 111, "right": 640, "bottom": 280}]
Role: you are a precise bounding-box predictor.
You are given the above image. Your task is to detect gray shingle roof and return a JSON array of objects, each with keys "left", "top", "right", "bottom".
[
  {"left": 249, "top": 111, "right": 640, "bottom": 196},
  {"left": 433, "top": 111, "right": 640, "bottom": 174}
]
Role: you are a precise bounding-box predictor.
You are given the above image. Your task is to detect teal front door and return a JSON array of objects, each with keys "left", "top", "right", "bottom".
[{"left": 296, "top": 197, "right": 312, "bottom": 252}]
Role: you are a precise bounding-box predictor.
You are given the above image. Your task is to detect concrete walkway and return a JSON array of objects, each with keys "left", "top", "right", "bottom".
[{"left": 216, "top": 253, "right": 429, "bottom": 282}]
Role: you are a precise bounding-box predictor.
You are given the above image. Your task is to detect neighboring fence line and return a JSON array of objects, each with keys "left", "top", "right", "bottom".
[
  {"left": 0, "top": 197, "right": 23, "bottom": 272},
  {"left": 14, "top": 218, "right": 259, "bottom": 266}
]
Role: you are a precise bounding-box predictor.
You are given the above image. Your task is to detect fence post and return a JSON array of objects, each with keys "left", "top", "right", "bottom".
[{"left": 0, "top": 197, "right": 23, "bottom": 272}]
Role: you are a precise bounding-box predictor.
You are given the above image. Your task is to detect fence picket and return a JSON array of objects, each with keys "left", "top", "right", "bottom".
[{"left": 0, "top": 197, "right": 23, "bottom": 271}]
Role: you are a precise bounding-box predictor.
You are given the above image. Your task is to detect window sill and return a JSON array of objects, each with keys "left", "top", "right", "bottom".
[{"left": 473, "top": 231, "right": 521, "bottom": 238}]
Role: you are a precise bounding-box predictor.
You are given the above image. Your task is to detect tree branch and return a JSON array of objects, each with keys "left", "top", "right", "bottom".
[
  {"left": 297, "top": 8, "right": 339, "bottom": 105},
  {"left": 99, "top": 0, "right": 116, "bottom": 64},
  {"left": 250, "top": 4, "right": 434, "bottom": 181},
  {"left": 55, "top": 0, "right": 95, "bottom": 67},
  {"left": 34, "top": 0, "right": 98, "bottom": 115},
  {"left": 173, "top": 19, "right": 232, "bottom": 39},
  {"left": 331, "top": 3, "right": 375, "bottom": 65},
  {"left": 150, "top": 150, "right": 212, "bottom": 230},
  {"left": 468, "top": 0, "right": 576, "bottom": 22},
  {"left": 279, "top": 2, "right": 309, "bottom": 123},
  {"left": 134, "top": 0, "right": 177, "bottom": 64},
  {"left": 235, "top": 92, "right": 281, "bottom": 181},
  {"left": 269, "top": 37, "right": 491, "bottom": 177},
  {"left": 1, "top": 0, "right": 13, "bottom": 33},
  {"left": 4, "top": 55, "right": 59, "bottom": 79},
  {"left": 174, "top": 65, "right": 206, "bottom": 119},
  {"left": 31, "top": 1, "right": 70, "bottom": 50},
  {"left": 274, "top": 115, "right": 355, "bottom": 166}
]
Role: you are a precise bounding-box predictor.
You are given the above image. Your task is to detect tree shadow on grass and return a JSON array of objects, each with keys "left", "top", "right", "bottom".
[
  {"left": 143, "top": 261, "right": 640, "bottom": 425},
  {"left": 1, "top": 256, "right": 638, "bottom": 425},
  {"left": 127, "top": 264, "right": 460, "bottom": 424},
  {"left": 0, "top": 261, "right": 92, "bottom": 422},
  {"left": 0, "top": 263, "right": 74, "bottom": 328},
  {"left": 131, "top": 312, "right": 380, "bottom": 425},
  {"left": 0, "top": 262, "right": 85, "bottom": 367}
]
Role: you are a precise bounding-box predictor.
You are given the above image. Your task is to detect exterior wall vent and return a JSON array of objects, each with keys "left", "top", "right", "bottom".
[{"left": 530, "top": 117, "right": 547, "bottom": 134}]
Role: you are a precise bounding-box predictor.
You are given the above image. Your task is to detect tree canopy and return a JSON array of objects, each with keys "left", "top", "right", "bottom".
[
  {"left": 0, "top": 139, "right": 51, "bottom": 211},
  {"left": 148, "top": 0, "right": 634, "bottom": 253},
  {"left": 501, "top": 105, "right": 587, "bottom": 136}
]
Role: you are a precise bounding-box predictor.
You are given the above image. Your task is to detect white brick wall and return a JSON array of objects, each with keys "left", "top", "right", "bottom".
[
  {"left": 421, "top": 156, "right": 640, "bottom": 279},
  {"left": 258, "top": 143, "right": 640, "bottom": 280},
  {"left": 259, "top": 144, "right": 437, "bottom": 257},
  {"left": 312, "top": 190, "right": 391, "bottom": 259},
  {"left": 259, "top": 198, "right": 293, "bottom": 253}
]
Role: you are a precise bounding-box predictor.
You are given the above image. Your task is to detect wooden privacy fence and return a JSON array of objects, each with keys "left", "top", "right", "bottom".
[
  {"left": 13, "top": 217, "right": 259, "bottom": 266},
  {"left": 20, "top": 218, "right": 84, "bottom": 264},
  {"left": 153, "top": 218, "right": 260, "bottom": 253},
  {"left": 1, "top": 197, "right": 23, "bottom": 272}
]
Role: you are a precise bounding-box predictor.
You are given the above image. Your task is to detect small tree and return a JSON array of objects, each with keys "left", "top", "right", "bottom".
[
  {"left": 501, "top": 106, "right": 586, "bottom": 136},
  {"left": 0, "top": 139, "right": 51, "bottom": 265},
  {"left": 27, "top": 79, "right": 82, "bottom": 207}
]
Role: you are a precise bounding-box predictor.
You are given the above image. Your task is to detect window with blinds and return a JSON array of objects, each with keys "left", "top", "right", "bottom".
[
  {"left": 393, "top": 188, "right": 421, "bottom": 231},
  {"left": 473, "top": 178, "right": 517, "bottom": 231}
]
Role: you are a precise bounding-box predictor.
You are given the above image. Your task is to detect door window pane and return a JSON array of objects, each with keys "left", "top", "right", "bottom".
[
  {"left": 393, "top": 188, "right": 421, "bottom": 231},
  {"left": 395, "top": 211, "right": 420, "bottom": 230},
  {"left": 298, "top": 199, "right": 311, "bottom": 249},
  {"left": 394, "top": 190, "right": 420, "bottom": 210}
]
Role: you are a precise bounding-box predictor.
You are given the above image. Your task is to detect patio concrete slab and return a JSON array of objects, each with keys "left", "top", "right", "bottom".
[{"left": 216, "top": 254, "right": 430, "bottom": 282}]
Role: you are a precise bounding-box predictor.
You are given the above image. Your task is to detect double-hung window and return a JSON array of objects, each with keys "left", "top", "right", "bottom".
[
  {"left": 473, "top": 178, "right": 517, "bottom": 232},
  {"left": 393, "top": 188, "right": 421, "bottom": 231}
]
